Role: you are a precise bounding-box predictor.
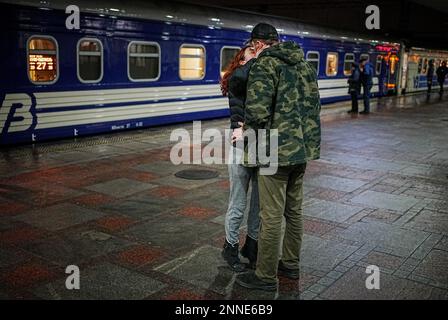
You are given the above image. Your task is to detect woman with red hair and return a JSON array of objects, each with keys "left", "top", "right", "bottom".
[{"left": 220, "top": 46, "right": 259, "bottom": 272}]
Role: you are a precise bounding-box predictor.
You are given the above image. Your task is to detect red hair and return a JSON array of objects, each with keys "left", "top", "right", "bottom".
[{"left": 220, "top": 46, "right": 250, "bottom": 96}]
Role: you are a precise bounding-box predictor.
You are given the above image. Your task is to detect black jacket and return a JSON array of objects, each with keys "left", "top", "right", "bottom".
[
  {"left": 348, "top": 64, "right": 361, "bottom": 93},
  {"left": 227, "top": 59, "right": 256, "bottom": 129},
  {"left": 436, "top": 65, "right": 448, "bottom": 83}
]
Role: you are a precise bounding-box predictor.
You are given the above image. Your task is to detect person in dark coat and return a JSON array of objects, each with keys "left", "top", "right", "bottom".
[
  {"left": 359, "top": 57, "right": 374, "bottom": 114},
  {"left": 220, "top": 46, "right": 259, "bottom": 272},
  {"left": 427, "top": 60, "right": 435, "bottom": 94},
  {"left": 436, "top": 61, "right": 448, "bottom": 94},
  {"left": 347, "top": 62, "right": 361, "bottom": 114}
]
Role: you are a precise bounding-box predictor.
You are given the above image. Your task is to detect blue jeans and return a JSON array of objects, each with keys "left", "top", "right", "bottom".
[
  {"left": 224, "top": 148, "right": 260, "bottom": 245},
  {"left": 363, "top": 84, "right": 373, "bottom": 112}
]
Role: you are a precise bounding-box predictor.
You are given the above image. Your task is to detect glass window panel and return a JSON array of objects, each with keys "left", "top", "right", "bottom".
[
  {"left": 29, "top": 38, "right": 56, "bottom": 50},
  {"left": 180, "top": 45, "right": 205, "bottom": 80},
  {"left": 129, "top": 57, "right": 159, "bottom": 80},
  {"left": 326, "top": 53, "right": 338, "bottom": 76},
  {"left": 78, "top": 39, "right": 102, "bottom": 82},
  {"left": 306, "top": 51, "right": 320, "bottom": 75},
  {"left": 220, "top": 47, "right": 240, "bottom": 77},
  {"left": 360, "top": 53, "right": 370, "bottom": 62},
  {"left": 128, "top": 42, "right": 160, "bottom": 81},
  {"left": 376, "top": 55, "right": 382, "bottom": 75},
  {"left": 79, "top": 40, "right": 101, "bottom": 52},
  {"left": 307, "top": 52, "right": 319, "bottom": 60},
  {"left": 308, "top": 61, "right": 319, "bottom": 74},
  {"left": 181, "top": 47, "right": 204, "bottom": 56},
  {"left": 344, "top": 53, "right": 355, "bottom": 76},
  {"left": 79, "top": 55, "right": 101, "bottom": 81},
  {"left": 130, "top": 43, "right": 158, "bottom": 54},
  {"left": 28, "top": 37, "right": 58, "bottom": 83},
  {"left": 421, "top": 58, "right": 428, "bottom": 74}
]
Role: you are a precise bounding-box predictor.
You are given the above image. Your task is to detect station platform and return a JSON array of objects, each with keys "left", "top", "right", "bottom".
[{"left": 0, "top": 93, "right": 447, "bottom": 300}]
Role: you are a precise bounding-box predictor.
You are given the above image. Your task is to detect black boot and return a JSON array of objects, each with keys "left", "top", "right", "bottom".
[
  {"left": 222, "top": 240, "right": 245, "bottom": 272},
  {"left": 241, "top": 235, "right": 258, "bottom": 269}
]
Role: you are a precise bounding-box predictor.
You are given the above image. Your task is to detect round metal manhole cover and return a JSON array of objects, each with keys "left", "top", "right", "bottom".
[{"left": 175, "top": 169, "right": 219, "bottom": 180}]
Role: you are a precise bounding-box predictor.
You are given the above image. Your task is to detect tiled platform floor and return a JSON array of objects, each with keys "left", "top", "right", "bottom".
[{"left": 0, "top": 93, "right": 447, "bottom": 300}]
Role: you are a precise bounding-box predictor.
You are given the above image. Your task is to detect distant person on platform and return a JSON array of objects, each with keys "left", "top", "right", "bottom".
[
  {"left": 426, "top": 60, "right": 435, "bottom": 95},
  {"left": 359, "top": 57, "right": 374, "bottom": 114},
  {"left": 232, "top": 23, "right": 321, "bottom": 291},
  {"left": 436, "top": 61, "right": 448, "bottom": 95},
  {"left": 347, "top": 62, "right": 362, "bottom": 114}
]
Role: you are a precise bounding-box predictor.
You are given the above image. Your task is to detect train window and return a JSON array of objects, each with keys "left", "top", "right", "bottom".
[
  {"left": 417, "top": 58, "right": 423, "bottom": 73},
  {"left": 360, "top": 53, "right": 370, "bottom": 62},
  {"left": 27, "top": 36, "right": 58, "bottom": 84},
  {"left": 306, "top": 51, "right": 320, "bottom": 75},
  {"left": 343, "top": 53, "right": 355, "bottom": 76},
  {"left": 220, "top": 47, "right": 240, "bottom": 78},
  {"left": 375, "top": 56, "right": 382, "bottom": 75},
  {"left": 326, "top": 52, "right": 338, "bottom": 77},
  {"left": 77, "top": 38, "right": 103, "bottom": 83},
  {"left": 179, "top": 44, "right": 206, "bottom": 80},
  {"left": 421, "top": 58, "right": 428, "bottom": 74},
  {"left": 128, "top": 41, "right": 160, "bottom": 81}
]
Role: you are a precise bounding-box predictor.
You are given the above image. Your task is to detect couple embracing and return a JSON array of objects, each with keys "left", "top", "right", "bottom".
[{"left": 219, "top": 23, "right": 322, "bottom": 291}]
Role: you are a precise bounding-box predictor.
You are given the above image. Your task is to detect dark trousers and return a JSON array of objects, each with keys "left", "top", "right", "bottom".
[
  {"left": 350, "top": 91, "right": 359, "bottom": 112},
  {"left": 362, "top": 84, "right": 372, "bottom": 112},
  {"left": 439, "top": 80, "right": 445, "bottom": 93},
  {"left": 427, "top": 80, "right": 432, "bottom": 94}
]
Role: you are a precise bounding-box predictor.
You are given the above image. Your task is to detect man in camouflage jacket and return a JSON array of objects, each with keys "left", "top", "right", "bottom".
[{"left": 235, "top": 23, "right": 321, "bottom": 291}]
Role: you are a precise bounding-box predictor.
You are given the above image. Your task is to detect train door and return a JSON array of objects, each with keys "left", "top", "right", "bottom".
[
  {"left": 406, "top": 62, "right": 418, "bottom": 93},
  {"left": 405, "top": 55, "right": 420, "bottom": 93},
  {"left": 384, "top": 53, "right": 399, "bottom": 94}
]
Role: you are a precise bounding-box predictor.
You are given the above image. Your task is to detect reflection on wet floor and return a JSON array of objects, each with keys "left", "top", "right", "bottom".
[{"left": 0, "top": 92, "right": 447, "bottom": 300}]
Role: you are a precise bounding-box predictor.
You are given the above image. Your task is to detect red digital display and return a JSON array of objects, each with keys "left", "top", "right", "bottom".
[
  {"left": 375, "top": 45, "right": 399, "bottom": 53},
  {"left": 29, "top": 54, "right": 55, "bottom": 71}
]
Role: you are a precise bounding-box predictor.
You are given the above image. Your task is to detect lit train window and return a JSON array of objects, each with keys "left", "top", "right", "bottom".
[
  {"left": 375, "top": 56, "right": 382, "bottom": 75},
  {"left": 128, "top": 41, "right": 160, "bottom": 81},
  {"left": 220, "top": 47, "right": 240, "bottom": 78},
  {"left": 77, "top": 38, "right": 103, "bottom": 83},
  {"left": 390, "top": 55, "right": 398, "bottom": 75},
  {"left": 421, "top": 58, "right": 428, "bottom": 75},
  {"left": 179, "top": 44, "right": 206, "bottom": 80},
  {"left": 417, "top": 58, "right": 423, "bottom": 73},
  {"left": 343, "top": 53, "right": 355, "bottom": 76},
  {"left": 27, "top": 36, "right": 58, "bottom": 84},
  {"left": 306, "top": 51, "right": 320, "bottom": 75},
  {"left": 326, "top": 52, "right": 338, "bottom": 77}
]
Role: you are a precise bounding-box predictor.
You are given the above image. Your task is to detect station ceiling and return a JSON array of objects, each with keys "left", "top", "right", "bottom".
[{"left": 178, "top": 0, "right": 448, "bottom": 50}]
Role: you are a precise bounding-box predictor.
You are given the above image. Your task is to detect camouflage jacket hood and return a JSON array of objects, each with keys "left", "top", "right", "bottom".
[
  {"left": 243, "top": 40, "right": 321, "bottom": 167},
  {"left": 259, "top": 41, "right": 305, "bottom": 66}
]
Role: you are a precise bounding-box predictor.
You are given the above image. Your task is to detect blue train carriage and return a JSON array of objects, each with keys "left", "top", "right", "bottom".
[
  {"left": 0, "top": 0, "right": 402, "bottom": 146},
  {"left": 401, "top": 47, "right": 448, "bottom": 94}
]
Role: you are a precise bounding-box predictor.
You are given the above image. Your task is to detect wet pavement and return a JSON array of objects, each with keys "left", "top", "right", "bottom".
[{"left": 0, "top": 93, "right": 447, "bottom": 300}]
